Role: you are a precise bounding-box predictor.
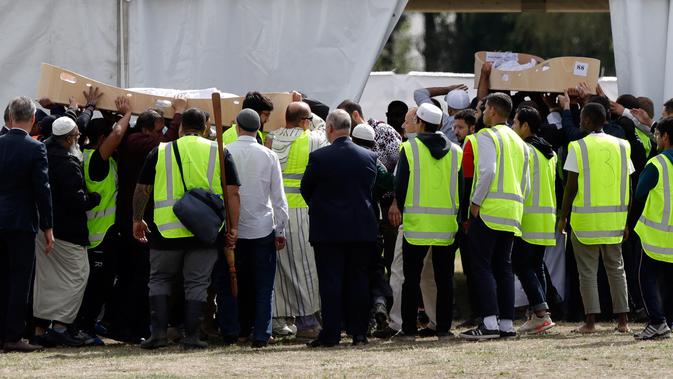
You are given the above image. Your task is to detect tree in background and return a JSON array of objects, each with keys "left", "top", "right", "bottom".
[
  {"left": 373, "top": 14, "right": 414, "bottom": 73},
  {"left": 375, "top": 12, "right": 615, "bottom": 75}
]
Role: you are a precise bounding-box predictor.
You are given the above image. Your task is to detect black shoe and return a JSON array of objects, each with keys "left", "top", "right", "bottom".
[
  {"left": 251, "top": 340, "right": 268, "bottom": 348},
  {"left": 140, "top": 296, "right": 169, "bottom": 350},
  {"left": 459, "top": 324, "right": 500, "bottom": 341},
  {"left": 352, "top": 335, "right": 368, "bottom": 346},
  {"left": 374, "top": 303, "right": 389, "bottom": 331},
  {"left": 499, "top": 330, "right": 517, "bottom": 338},
  {"left": 221, "top": 334, "right": 238, "bottom": 345},
  {"left": 182, "top": 301, "right": 208, "bottom": 349},
  {"left": 47, "top": 328, "right": 85, "bottom": 347},
  {"left": 436, "top": 331, "right": 454, "bottom": 340},
  {"left": 30, "top": 334, "right": 56, "bottom": 348},
  {"left": 372, "top": 326, "right": 398, "bottom": 339},
  {"left": 306, "top": 339, "right": 336, "bottom": 348},
  {"left": 418, "top": 327, "right": 437, "bottom": 338},
  {"left": 417, "top": 310, "right": 430, "bottom": 325}
]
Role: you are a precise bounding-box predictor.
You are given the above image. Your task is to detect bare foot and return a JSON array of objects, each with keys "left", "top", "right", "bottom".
[
  {"left": 573, "top": 323, "right": 597, "bottom": 334},
  {"left": 615, "top": 324, "right": 631, "bottom": 333}
]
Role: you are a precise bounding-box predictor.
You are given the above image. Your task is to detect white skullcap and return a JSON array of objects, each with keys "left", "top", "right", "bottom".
[
  {"left": 51, "top": 117, "right": 77, "bottom": 136},
  {"left": 352, "top": 123, "right": 376, "bottom": 142},
  {"left": 417, "top": 103, "right": 443, "bottom": 125},
  {"left": 445, "top": 89, "right": 470, "bottom": 110}
]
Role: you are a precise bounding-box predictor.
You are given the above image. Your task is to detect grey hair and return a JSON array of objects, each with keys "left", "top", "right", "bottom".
[
  {"left": 327, "top": 109, "right": 351, "bottom": 131},
  {"left": 8, "top": 96, "right": 36, "bottom": 123}
]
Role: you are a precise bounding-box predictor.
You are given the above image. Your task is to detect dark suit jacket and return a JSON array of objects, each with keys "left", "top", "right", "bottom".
[
  {"left": 301, "top": 136, "right": 378, "bottom": 244},
  {"left": 0, "top": 129, "right": 53, "bottom": 233}
]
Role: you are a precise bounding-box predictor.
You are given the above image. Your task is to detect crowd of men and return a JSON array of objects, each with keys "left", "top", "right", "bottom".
[{"left": 1, "top": 62, "right": 673, "bottom": 352}]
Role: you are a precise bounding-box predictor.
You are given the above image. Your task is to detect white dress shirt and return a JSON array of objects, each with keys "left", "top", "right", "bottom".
[{"left": 227, "top": 135, "right": 289, "bottom": 239}]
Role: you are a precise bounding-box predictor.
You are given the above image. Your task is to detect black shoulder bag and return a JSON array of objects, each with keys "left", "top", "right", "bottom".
[{"left": 171, "top": 140, "right": 226, "bottom": 245}]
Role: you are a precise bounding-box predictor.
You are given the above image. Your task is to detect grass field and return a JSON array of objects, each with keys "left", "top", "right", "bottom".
[{"left": 2, "top": 323, "right": 672, "bottom": 378}]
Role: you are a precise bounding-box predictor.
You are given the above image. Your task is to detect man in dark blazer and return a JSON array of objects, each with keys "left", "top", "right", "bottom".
[
  {"left": 301, "top": 109, "right": 378, "bottom": 347},
  {"left": 0, "top": 97, "right": 54, "bottom": 352}
]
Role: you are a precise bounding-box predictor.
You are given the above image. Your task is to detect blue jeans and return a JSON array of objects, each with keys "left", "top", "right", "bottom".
[
  {"left": 512, "top": 237, "right": 548, "bottom": 312},
  {"left": 215, "top": 231, "right": 277, "bottom": 342}
]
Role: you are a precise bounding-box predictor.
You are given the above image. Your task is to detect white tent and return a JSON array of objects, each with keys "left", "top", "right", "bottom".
[
  {"left": 0, "top": 0, "right": 669, "bottom": 119},
  {"left": 0, "top": 0, "right": 406, "bottom": 109}
]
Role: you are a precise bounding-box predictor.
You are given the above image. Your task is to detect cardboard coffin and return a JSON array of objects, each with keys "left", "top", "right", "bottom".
[
  {"left": 473, "top": 51, "right": 600, "bottom": 94},
  {"left": 36, "top": 63, "right": 292, "bottom": 130}
]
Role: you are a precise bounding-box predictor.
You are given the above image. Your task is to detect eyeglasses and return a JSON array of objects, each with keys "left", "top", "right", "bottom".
[{"left": 302, "top": 115, "right": 313, "bottom": 121}]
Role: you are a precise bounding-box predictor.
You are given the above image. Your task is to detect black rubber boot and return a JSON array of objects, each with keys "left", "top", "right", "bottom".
[
  {"left": 182, "top": 301, "right": 208, "bottom": 349},
  {"left": 140, "top": 296, "right": 169, "bottom": 349}
]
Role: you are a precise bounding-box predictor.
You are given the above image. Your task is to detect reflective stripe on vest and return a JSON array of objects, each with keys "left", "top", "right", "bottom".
[
  {"left": 153, "top": 137, "right": 222, "bottom": 239},
  {"left": 569, "top": 134, "right": 630, "bottom": 245},
  {"left": 635, "top": 154, "right": 673, "bottom": 261},
  {"left": 402, "top": 137, "right": 461, "bottom": 246},
  {"left": 83, "top": 149, "right": 117, "bottom": 249},
  {"left": 474, "top": 125, "right": 528, "bottom": 236},
  {"left": 283, "top": 130, "right": 310, "bottom": 208},
  {"left": 521, "top": 145, "right": 558, "bottom": 246}
]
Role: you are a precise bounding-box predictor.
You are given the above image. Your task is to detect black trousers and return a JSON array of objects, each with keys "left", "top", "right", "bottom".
[
  {"left": 105, "top": 232, "right": 150, "bottom": 338},
  {"left": 468, "top": 216, "right": 515, "bottom": 320},
  {"left": 313, "top": 242, "right": 374, "bottom": 344},
  {"left": 401, "top": 238, "right": 456, "bottom": 335},
  {"left": 76, "top": 231, "right": 119, "bottom": 333},
  {"left": 0, "top": 230, "right": 36, "bottom": 343}
]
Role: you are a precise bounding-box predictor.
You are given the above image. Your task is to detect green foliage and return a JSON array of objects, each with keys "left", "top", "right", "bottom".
[
  {"left": 375, "top": 12, "right": 615, "bottom": 75},
  {"left": 373, "top": 14, "right": 414, "bottom": 73}
]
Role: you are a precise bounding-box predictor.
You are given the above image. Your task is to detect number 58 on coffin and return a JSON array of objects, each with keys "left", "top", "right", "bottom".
[{"left": 36, "top": 63, "right": 292, "bottom": 130}]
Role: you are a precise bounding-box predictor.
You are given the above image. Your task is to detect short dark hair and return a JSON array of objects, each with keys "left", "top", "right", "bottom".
[
  {"left": 86, "top": 118, "right": 114, "bottom": 143},
  {"left": 430, "top": 98, "right": 442, "bottom": 110},
  {"left": 387, "top": 100, "right": 408, "bottom": 117},
  {"left": 581, "top": 103, "right": 607, "bottom": 128},
  {"left": 453, "top": 109, "right": 476, "bottom": 126},
  {"left": 616, "top": 94, "right": 639, "bottom": 110},
  {"left": 181, "top": 108, "right": 206, "bottom": 132},
  {"left": 516, "top": 106, "right": 542, "bottom": 135},
  {"left": 637, "top": 97, "right": 655, "bottom": 118},
  {"left": 242, "top": 91, "right": 273, "bottom": 113},
  {"left": 485, "top": 93, "right": 513, "bottom": 118},
  {"left": 136, "top": 110, "right": 163, "bottom": 131},
  {"left": 587, "top": 95, "right": 611, "bottom": 119},
  {"left": 664, "top": 98, "right": 673, "bottom": 115},
  {"left": 3, "top": 105, "right": 9, "bottom": 123},
  {"left": 336, "top": 99, "right": 363, "bottom": 119},
  {"left": 655, "top": 117, "right": 673, "bottom": 145}
]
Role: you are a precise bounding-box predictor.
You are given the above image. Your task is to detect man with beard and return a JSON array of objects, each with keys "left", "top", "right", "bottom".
[{"left": 33, "top": 117, "right": 101, "bottom": 347}]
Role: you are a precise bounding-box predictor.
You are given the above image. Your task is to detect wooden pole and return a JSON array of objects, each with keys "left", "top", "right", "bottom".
[{"left": 211, "top": 92, "right": 238, "bottom": 298}]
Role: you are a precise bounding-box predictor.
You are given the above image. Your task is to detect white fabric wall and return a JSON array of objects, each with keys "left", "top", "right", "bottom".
[
  {"left": 0, "top": 0, "right": 118, "bottom": 107},
  {"left": 610, "top": 0, "right": 673, "bottom": 116},
  {"left": 127, "top": 0, "right": 407, "bottom": 109}
]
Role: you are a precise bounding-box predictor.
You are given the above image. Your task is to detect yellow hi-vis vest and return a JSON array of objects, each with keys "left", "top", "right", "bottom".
[
  {"left": 283, "top": 130, "right": 310, "bottom": 208},
  {"left": 83, "top": 149, "right": 117, "bottom": 249},
  {"left": 154, "top": 136, "right": 223, "bottom": 239},
  {"left": 635, "top": 128, "right": 653, "bottom": 158},
  {"left": 222, "top": 124, "right": 265, "bottom": 145},
  {"left": 569, "top": 133, "right": 631, "bottom": 245},
  {"left": 521, "top": 145, "right": 557, "bottom": 246},
  {"left": 635, "top": 154, "right": 673, "bottom": 261},
  {"left": 471, "top": 125, "right": 529, "bottom": 236},
  {"left": 402, "top": 137, "right": 462, "bottom": 246}
]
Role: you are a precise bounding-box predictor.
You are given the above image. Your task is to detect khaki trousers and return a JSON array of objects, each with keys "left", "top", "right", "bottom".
[{"left": 571, "top": 232, "right": 629, "bottom": 315}]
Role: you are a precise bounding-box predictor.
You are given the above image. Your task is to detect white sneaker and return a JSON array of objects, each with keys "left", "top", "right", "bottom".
[
  {"left": 272, "top": 319, "right": 296, "bottom": 337},
  {"left": 518, "top": 313, "right": 556, "bottom": 334}
]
